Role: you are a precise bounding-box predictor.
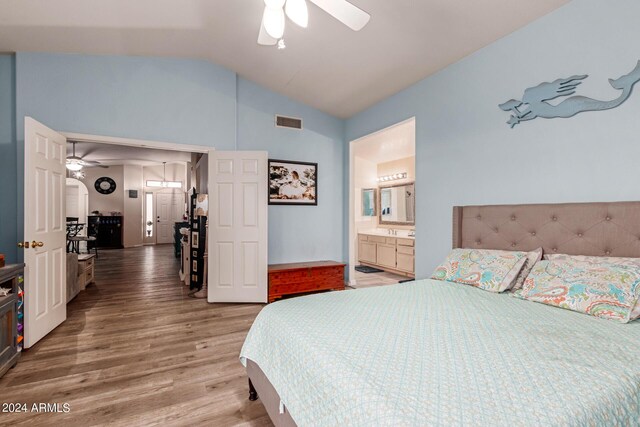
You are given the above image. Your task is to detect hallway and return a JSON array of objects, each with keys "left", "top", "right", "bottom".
[{"left": 0, "top": 245, "right": 270, "bottom": 426}]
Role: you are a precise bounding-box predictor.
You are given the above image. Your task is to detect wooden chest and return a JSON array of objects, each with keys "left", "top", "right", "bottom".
[{"left": 268, "top": 261, "right": 346, "bottom": 303}]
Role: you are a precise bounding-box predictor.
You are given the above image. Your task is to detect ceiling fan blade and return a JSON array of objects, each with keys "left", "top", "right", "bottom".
[
  {"left": 258, "top": 10, "right": 278, "bottom": 45},
  {"left": 80, "top": 160, "right": 108, "bottom": 168},
  {"left": 308, "top": 0, "right": 370, "bottom": 31}
]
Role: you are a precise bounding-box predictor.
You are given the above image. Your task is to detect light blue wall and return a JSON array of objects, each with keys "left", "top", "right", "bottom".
[
  {"left": 237, "top": 78, "right": 345, "bottom": 264},
  {"left": 0, "top": 55, "right": 16, "bottom": 263},
  {"left": 8, "top": 53, "right": 345, "bottom": 264},
  {"left": 346, "top": 0, "right": 640, "bottom": 278}
]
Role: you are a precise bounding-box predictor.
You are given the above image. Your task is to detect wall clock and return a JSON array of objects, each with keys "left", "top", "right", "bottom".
[{"left": 95, "top": 177, "right": 117, "bottom": 195}]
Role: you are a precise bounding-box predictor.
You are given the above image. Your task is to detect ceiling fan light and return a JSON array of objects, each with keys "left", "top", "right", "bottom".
[
  {"left": 66, "top": 160, "right": 83, "bottom": 171},
  {"left": 264, "top": 0, "right": 285, "bottom": 8},
  {"left": 263, "top": 6, "right": 285, "bottom": 39},
  {"left": 285, "top": 0, "right": 308, "bottom": 28}
]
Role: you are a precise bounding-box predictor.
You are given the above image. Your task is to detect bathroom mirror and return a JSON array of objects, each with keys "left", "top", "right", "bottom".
[
  {"left": 362, "top": 188, "right": 376, "bottom": 217},
  {"left": 379, "top": 183, "right": 415, "bottom": 225}
]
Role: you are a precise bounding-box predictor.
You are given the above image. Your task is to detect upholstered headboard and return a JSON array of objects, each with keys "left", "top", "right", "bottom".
[{"left": 452, "top": 201, "right": 640, "bottom": 258}]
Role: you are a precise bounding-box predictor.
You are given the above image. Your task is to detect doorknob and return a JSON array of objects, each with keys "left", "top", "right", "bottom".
[
  {"left": 17, "top": 241, "right": 30, "bottom": 248},
  {"left": 32, "top": 241, "right": 44, "bottom": 248}
]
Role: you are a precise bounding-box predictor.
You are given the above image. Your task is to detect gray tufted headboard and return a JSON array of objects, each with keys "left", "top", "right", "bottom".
[{"left": 452, "top": 201, "right": 640, "bottom": 258}]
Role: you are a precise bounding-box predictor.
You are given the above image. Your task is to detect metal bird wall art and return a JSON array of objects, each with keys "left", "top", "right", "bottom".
[{"left": 499, "top": 61, "right": 640, "bottom": 128}]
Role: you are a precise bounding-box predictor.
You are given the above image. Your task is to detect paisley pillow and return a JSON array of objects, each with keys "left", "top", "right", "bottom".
[
  {"left": 431, "top": 249, "right": 527, "bottom": 293},
  {"left": 511, "top": 247, "right": 543, "bottom": 291},
  {"left": 521, "top": 259, "right": 640, "bottom": 323}
]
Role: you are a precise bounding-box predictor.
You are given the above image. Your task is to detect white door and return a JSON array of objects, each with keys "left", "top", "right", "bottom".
[
  {"left": 156, "top": 192, "right": 183, "bottom": 244},
  {"left": 156, "top": 193, "right": 172, "bottom": 244},
  {"left": 24, "top": 117, "right": 67, "bottom": 348},
  {"left": 208, "top": 151, "right": 268, "bottom": 303}
]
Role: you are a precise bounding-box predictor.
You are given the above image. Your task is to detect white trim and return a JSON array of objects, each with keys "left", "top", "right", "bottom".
[
  {"left": 348, "top": 117, "right": 416, "bottom": 286},
  {"left": 62, "top": 132, "right": 212, "bottom": 154}
]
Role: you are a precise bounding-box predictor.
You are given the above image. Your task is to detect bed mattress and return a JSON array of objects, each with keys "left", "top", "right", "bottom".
[{"left": 240, "top": 279, "right": 640, "bottom": 426}]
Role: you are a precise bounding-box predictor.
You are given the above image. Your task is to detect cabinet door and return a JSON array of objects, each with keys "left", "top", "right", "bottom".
[
  {"left": 397, "top": 253, "right": 415, "bottom": 273},
  {"left": 377, "top": 244, "right": 396, "bottom": 268},
  {"left": 358, "top": 241, "right": 377, "bottom": 264}
]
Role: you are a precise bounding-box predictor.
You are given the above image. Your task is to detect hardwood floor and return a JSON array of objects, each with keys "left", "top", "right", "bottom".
[
  {"left": 0, "top": 245, "right": 271, "bottom": 427},
  {"left": 352, "top": 270, "right": 408, "bottom": 288}
]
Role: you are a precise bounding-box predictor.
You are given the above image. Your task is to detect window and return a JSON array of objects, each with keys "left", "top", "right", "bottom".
[
  {"left": 146, "top": 180, "right": 182, "bottom": 188},
  {"left": 145, "top": 192, "right": 154, "bottom": 237}
]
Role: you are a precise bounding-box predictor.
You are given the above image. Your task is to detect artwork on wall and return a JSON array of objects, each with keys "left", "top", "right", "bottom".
[
  {"left": 268, "top": 159, "right": 317, "bottom": 206},
  {"left": 500, "top": 60, "right": 640, "bottom": 128}
]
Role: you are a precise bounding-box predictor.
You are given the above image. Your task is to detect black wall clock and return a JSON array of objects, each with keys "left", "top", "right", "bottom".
[{"left": 95, "top": 177, "right": 117, "bottom": 195}]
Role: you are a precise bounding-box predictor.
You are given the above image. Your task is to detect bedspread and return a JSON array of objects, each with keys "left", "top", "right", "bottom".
[{"left": 240, "top": 279, "right": 640, "bottom": 426}]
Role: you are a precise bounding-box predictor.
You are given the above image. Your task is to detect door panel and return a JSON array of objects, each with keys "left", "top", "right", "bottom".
[
  {"left": 376, "top": 244, "right": 397, "bottom": 269},
  {"left": 358, "top": 241, "right": 377, "bottom": 264},
  {"left": 209, "top": 151, "right": 267, "bottom": 303},
  {"left": 24, "top": 117, "right": 67, "bottom": 348},
  {"left": 156, "top": 192, "right": 183, "bottom": 244}
]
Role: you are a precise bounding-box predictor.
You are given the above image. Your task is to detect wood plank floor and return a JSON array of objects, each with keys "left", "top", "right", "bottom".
[{"left": 0, "top": 245, "right": 271, "bottom": 427}]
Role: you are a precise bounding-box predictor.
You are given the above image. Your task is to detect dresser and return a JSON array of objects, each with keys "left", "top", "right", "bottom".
[
  {"left": 268, "top": 261, "right": 345, "bottom": 303},
  {"left": 358, "top": 233, "right": 415, "bottom": 277},
  {"left": 88, "top": 215, "right": 123, "bottom": 249}
]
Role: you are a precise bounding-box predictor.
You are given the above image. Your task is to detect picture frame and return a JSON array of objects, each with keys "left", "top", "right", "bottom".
[
  {"left": 192, "top": 231, "right": 199, "bottom": 249},
  {"left": 268, "top": 159, "right": 318, "bottom": 206}
]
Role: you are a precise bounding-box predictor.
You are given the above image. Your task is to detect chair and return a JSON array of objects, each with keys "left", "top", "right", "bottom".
[{"left": 86, "top": 221, "right": 99, "bottom": 258}]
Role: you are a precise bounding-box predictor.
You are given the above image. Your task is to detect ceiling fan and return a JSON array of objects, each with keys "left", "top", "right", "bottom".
[
  {"left": 258, "top": 0, "right": 370, "bottom": 47},
  {"left": 66, "top": 141, "right": 108, "bottom": 171}
]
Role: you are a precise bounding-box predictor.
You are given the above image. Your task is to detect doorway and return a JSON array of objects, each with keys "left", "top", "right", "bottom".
[
  {"left": 348, "top": 118, "right": 416, "bottom": 288},
  {"left": 22, "top": 118, "right": 270, "bottom": 348}
]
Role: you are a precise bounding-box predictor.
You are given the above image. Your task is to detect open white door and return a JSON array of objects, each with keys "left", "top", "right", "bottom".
[
  {"left": 208, "top": 151, "right": 268, "bottom": 303},
  {"left": 24, "top": 117, "right": 67, "bottom": 348}
]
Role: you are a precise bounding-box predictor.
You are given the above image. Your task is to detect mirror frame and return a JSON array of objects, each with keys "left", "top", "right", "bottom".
[
  {"left": 361, "top": 188, "right": 377, "bottom": 217},
  {"left": 378, "top": 182, "right": 415, "bottom": 226}
]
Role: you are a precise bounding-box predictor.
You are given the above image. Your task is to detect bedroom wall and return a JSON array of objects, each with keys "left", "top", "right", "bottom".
[
  {"left": 346, "top": 0, "right": 640, "bottom": 278},
  {"left": 236, "top": 78, "right": 345, "bottom": 264},
  {"left": 7, "top": 53, "right": 345, "bottom": 265},
  {"left": 0, "top": 54, "right": 16, "bottom": 262}
]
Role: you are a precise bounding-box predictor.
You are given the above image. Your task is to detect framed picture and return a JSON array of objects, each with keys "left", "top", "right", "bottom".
[
  {"left": 192, "top": 231, "right": 199, "bottom": 249},
  {"left": 268, "top": 159, "right": 317, "bottom": 206}
]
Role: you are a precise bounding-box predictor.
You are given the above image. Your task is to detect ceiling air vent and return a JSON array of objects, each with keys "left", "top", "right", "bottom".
[{"left": 275, "top": 115, "right": 303, "bottom": 130}]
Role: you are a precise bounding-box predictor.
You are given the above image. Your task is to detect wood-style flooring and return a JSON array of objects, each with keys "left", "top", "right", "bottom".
[
  {"left": 353, "top": 270, "right": 408, "bottom": 288},
  {"left": 0, "top": 245, "right": 271, "bottom": 427}
]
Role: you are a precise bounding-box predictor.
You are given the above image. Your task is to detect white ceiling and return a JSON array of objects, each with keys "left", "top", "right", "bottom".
[
  {"left": 67, "top": 141, "right": 192, "bottom": 167},
  {"left": 353, "top": 118, "right": 414, "bottom": 164},
  {"left": 0, "top": 0, "right": 569, "bottom": 118}
]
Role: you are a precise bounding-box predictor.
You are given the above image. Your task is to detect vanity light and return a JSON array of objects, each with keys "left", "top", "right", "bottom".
[{"left": 377, "top": 172, "right": 407, "bottom": 182}]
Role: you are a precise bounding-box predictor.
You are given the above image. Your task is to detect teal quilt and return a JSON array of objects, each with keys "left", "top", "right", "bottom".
[{"left": 240, "top": 279, "right": 640, "bottom": 426}]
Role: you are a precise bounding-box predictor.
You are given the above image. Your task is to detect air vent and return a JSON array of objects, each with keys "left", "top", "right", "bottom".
[{"left": 275, "top": 115, "right": 303, "bottom": 130}]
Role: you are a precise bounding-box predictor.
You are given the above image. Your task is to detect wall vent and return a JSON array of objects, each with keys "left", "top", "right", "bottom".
[{"left": 275, "top": 115, "right": 303, "bottom": 130}]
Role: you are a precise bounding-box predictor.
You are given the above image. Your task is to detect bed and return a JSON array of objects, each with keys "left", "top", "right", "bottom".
[{"left": 241, "top": 201, "right": 640, "bottom": 426}]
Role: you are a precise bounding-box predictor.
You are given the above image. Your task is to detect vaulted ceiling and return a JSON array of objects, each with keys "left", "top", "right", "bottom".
[{"left": 0, "top": 0, "right": 570, "bottom": 118}]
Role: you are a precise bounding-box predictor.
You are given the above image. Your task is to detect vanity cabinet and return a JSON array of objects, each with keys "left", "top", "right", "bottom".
[
  {"left": 357, "top": 234, "right": 415, "bottom": 277},
  {"left": 396, "top": 239, "right": 415, "bottom": 273},
  {"left": 358, "top": 236, "right": 377, "bottom": 264}
]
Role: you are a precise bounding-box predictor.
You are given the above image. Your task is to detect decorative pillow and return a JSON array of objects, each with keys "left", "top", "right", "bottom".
[
  {"left": 520, "top": 259, "right": 640, "bottom": 323},
  {"left": 431, "top": 249, "right": 527, "bottom": 293},
  {"left": 544, "top": 253, "right": 640, "bottom": 268},
  {"left": 511, "top": 247, "right": 543, "bottom": 291}
]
